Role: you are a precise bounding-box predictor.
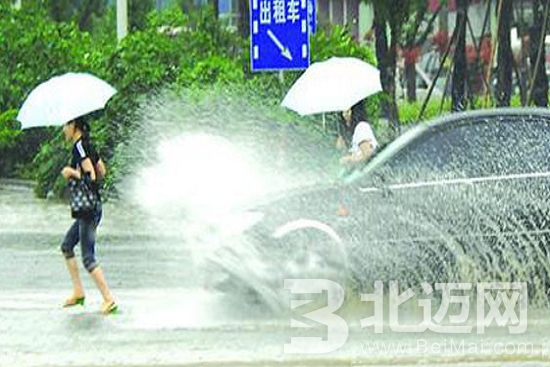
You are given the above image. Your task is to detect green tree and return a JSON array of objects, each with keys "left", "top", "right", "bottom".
[
  {"left": 1, "top": 3, "right": 377, "bottom": 196},
  {"left": 0, "top": 2, "right": 97, "bottom": 112},
  {"left": 401, "top": 1, "right": 441, "bottom": 102},
  {"left": 496, "top": 0, "right": 513, "bottom": 107},
  {"left": 208, "top": 0, "right": 218, "bottom": 19},
  {"left": 371, "top": 0, "right": 405, "bottom": 130},
  {"left": 370, "top": 0, "right": 452, "bottom": 121},
  {"left": 528, "top": 0, "right": 549, "bottom": 107},
  {"left": 47, "top": 0, "right": 73, "bottom": 22},
  {"left": 0, "top": 110, "right": 20, "bottom": 150},
  {"left": 47, "top": 0, "right": 107, "bottom": 31},
  {"left": 237, "top": 0, "right": 249, "bottom": 37},
  {"left": 129, "top": 0, "right": 155, "bottom": 30},
  {"left": 0, "top": 110, "right": 54, "bottom": 179},
  {"left": 452, "top": 0, "right": 468, "bottom": 111}
]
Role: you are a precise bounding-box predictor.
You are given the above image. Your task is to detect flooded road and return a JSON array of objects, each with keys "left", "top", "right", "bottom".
[{"left": 1, "top": 179, "right": 549, "bottom": 367}]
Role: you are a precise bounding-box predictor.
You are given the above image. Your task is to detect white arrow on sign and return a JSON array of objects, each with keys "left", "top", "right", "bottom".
[{"left": 266, "top": 29, "right": 293, "bottom": 61}]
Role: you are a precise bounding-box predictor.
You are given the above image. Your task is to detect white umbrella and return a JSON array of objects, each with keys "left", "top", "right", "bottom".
[
  {"left": 17, "top": 72, "right": 117, "bottom": 129},
  {"left": 281, "top": 57, "right": 382, "bottom": 116}
]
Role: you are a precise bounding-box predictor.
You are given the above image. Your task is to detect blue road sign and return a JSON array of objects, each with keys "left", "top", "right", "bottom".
[{"left": 250, "top": 0, "right": 310, "bottom": 71}]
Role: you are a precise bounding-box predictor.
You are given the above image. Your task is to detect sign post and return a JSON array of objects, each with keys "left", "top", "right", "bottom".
[
  {"left": 250, "top": 0, "right": 310, "bottom": 71},
  {"left": 117, "top": 0, "right": 128, "bottom": 41}
]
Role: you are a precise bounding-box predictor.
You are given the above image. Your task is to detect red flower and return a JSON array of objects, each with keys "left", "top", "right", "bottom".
[
  {"left": 402, "top": 46, "right": 422, "bottom": 63},
  {"left": 432, "top": 30, "right": 449, "bottom": 53},
  {"left": 480, "top": 37, "right": 492, "bottom": 65},
  {"left": 466, "top": 44, "right": 477, "bottom": 64}
]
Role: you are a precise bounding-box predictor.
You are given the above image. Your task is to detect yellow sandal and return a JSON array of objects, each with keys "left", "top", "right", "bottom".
[{"left": 101, "top": 300, "right": 118, "bottom": 315}]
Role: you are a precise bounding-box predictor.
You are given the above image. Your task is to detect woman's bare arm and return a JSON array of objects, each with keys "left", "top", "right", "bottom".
[
  {"left": 80, "top": 158, "right": 96, "bottom": 181},
  {"left": 96, "top": 159, "right": 106, "bottom": 179}
]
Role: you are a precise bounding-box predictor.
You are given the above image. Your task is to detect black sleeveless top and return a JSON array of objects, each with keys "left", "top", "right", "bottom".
[{"left": 71, "top": 138, "right": 101, "bottom": 196}]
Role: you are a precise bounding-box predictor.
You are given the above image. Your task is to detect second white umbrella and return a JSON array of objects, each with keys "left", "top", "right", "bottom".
[{"left": 281, "top": 57, "right": 382, "bottom": 116}]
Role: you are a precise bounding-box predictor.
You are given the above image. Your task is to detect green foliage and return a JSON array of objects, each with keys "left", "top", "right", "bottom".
[
  {"left": 0, "top": 3, "right": 97, "bottom": 113},
  {"left": 46, "top": 0, "right": 107, "bottom": 31},
  {"left": 129, "top": 0, "right": 155, "bottom": 31},
  {"left": 2, "top": 5, "right": 378, "bottom": 198},
  {"left": 310, "top": 24, "right": 377, "bottom": 65},
  {"left": 104, "top": 6, "right": 241, "bottom": 96},
  {"left": 398, "top": 98, "right": 452, "bottom": 124},
  {"left": 0, "top": 110, "right": 20, "bottom": 147},
  {"left": 29, "top": 5, "right": 246, "bottom": 198},
  {"left": 89, "top": 5, "right": 116, "bottom": 40},
  {"left": 0, "top": 2, "right": 105, "bottom": 179},
  {"left": 398, "top": 93, "right": 526, "bottom": 126},
  {"left": 510, "top": 95, "right": 523, "bottom": 107},
  {"left": 0, "top": 109, "right": 54, "bottom": 179},
  {"left": 32, "top": 132, "right": 69, "bottom": 197},
  {"left": 178, "top": 56, "right": 244, "bottom": 86},
  {"left": 147, "top": 4, "right": 188, "bottom": 27},
  {"left": 398, "top": 94, "right": 524, "bottom": 126},
  {"left": 110, "top": 30, "right": 182, "bottom": 93},
  {"left": 0, "top": 110, "right": 22, "bottom": 177}
]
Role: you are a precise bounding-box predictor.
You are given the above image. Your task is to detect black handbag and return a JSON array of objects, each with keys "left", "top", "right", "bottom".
[{"left": 68, "top": 177, "right": 98, "bottom": 219}]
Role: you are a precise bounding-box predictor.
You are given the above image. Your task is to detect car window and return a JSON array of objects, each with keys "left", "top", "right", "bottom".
[{"left": 364, "top": 114, "right": 550, "bottom": 186}]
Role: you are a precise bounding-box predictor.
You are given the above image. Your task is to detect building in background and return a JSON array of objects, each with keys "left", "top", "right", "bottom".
[
  {"left": 153, "top": 0, "right": 537, "bottom": 52},
  {"left": 218, "top": 0, "right": 239, "bottom": 28},
  {"left": 316, "top": 0, "right": 366, "bottom": 39}
]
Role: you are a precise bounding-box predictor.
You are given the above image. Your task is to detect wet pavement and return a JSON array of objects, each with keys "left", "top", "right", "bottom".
[{"left": 1, "top": 179, "right": 549, "bottom": 367}]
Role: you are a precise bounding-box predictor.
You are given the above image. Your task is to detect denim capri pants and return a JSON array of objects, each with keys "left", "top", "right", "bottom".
[{"left": 60, "top": 202, "right": 103, "bottom": 273}]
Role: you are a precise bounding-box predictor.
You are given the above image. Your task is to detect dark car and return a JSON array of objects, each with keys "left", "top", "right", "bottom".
[{"left": 205, "top": 108, "right": 550, "bottom": 310}]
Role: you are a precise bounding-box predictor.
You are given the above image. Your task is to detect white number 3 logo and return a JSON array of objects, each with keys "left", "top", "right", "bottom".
[{"left": 284, "top": 279, "right": 349, "bottom": 354}]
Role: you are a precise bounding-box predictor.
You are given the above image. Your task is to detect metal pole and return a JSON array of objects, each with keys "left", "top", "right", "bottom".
[
  {"left": 342, "top": 0, "right": 347, "bottom": 25},
  {"left": 117, "top": 0, "right": 128, "bottom": 42},
  {"left": 418, "top": 22, "right": 460, "bottom": 120},
  {"left": 483, "top": 0, "right": 502, "bottom": 106},
  {"left": 526, "top": 0, "right": 550, "bottom": 105},
  {"left": 278, "top": 70, "right": 284, "bottom": 84},
  {"left": 467, "top": 0, "right": 492, "bottom": 96}
]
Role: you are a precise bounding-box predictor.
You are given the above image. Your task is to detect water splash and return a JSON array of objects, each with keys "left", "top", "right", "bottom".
[
  {"left": 114, "top": 87, "right": 342, "bottom": 312},
  {"left": 117, "top": 95, "right": 550, "bottom": 312},
  {"left": 348, "top": 114, "right": 550, "bottom": 306},
  {"left": 135, "top": 133, "right": 266, "bottom": 221}
]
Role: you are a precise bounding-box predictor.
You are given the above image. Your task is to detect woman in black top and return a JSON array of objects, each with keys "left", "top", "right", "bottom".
[{"left": 60, "top": 116, "right": 117, "bottom": 314}]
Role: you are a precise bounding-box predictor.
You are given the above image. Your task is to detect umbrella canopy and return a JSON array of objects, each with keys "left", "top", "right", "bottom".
[
  {"left": 281, "top": 57, "right": 382, "bottom": 116},
  {"left": 17, "top": 72, "right": 117, "bottom": 129}
]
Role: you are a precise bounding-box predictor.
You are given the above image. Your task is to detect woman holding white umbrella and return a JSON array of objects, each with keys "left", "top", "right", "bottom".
[
  {"left": 60, "top": 116, "right": 117, "bottom": 315},
  {"left": 338, "top": 100, "right": 378, "bottom": 166},
  {"left": 17, "top": 72, "right": 118, "bottom": 314},
  {"left": 281, "top": 57, "right": 381, "bottom": 166}
]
